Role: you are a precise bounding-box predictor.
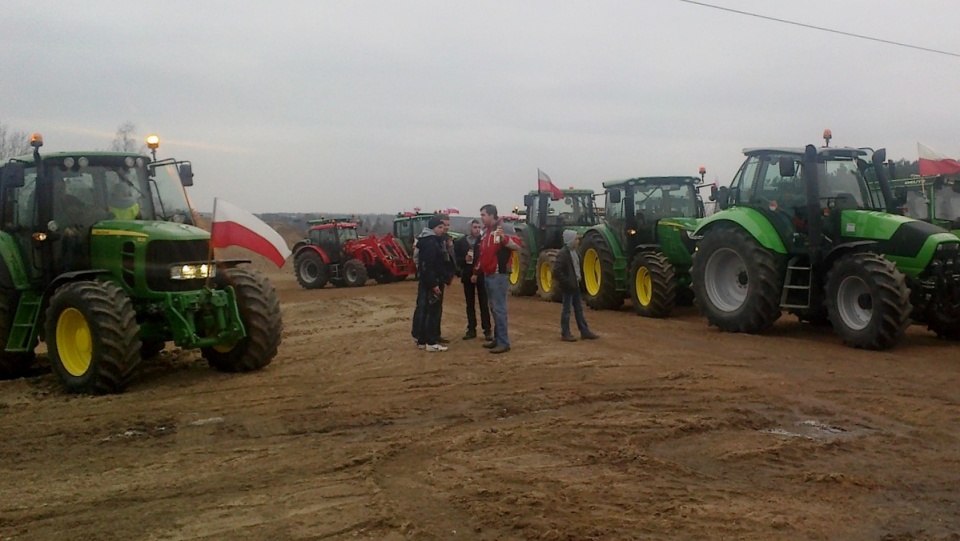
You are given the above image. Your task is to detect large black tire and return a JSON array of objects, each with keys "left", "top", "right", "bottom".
[
  {"left": 580, "top": 233, "right": 623, "bottom": 310},
  {"left": 0, "top": 290, "right": 35, "bottom": 380},
  {"left": 510, "top": 239, "right": 537, "bottom": 297},
  {"left": 343, "top": 259, "right": 368, "bottom": 287},
  {"left": 825, "top": 252, "right": 911, "bottom": 350},
  {"left": 628, "top": 252, "right": 676, "bottom": 318},
  {"left": 295, "top": 251, "right": 329, "bottom": 289},
  {"left": 692, "top": 225, "right": 784, "bottom": 333},
  {"left": 45, "top": 281, "right": 141, "bottom": 394},
  {"left": 536, "top": 249, "right": 562, "bottom": 303},
  {"left": 202, "top": 268, "right": 282, "bottom": 372}
]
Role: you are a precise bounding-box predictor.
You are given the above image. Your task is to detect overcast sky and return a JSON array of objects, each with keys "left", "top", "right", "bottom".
[{"left": 3, "top": 1, "right": 959, "bottom": 214}]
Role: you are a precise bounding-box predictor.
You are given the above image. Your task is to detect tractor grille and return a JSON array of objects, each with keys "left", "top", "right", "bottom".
[{"left": 146, "top": 240, "right": 210, "bottom": 292}]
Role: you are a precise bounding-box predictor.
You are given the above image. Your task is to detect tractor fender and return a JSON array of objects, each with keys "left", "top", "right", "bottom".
[
  {"left": 44, "top": 270, "right": 113, "bottom": 299},
  {"left": 0, "top": 231, "right": 30, "bottom": 290},
  {"left": 293, "top": 244, "right": 330, "bottom": 265},
  {"left": 583, "top": 224, "right": 626, "bottom": 261},
  {"left": 821, "top": 241, "right": 878, "bottom": 271},
  {"left": 694, "top": 208, "right": 788, "bottom": 254}
]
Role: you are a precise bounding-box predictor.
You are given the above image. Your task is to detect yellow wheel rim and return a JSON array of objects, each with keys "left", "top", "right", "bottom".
[
  {"left": 540, "top": 260, "right": 553, "bottom": 293},
  {"left": 584, "top": 248, "right": 601, "bottom": 296},
  {"left": 509, "top": 251, "right": 521, "bottom": 284},
  {"left": 56, "top": 308, "right": 93, "bottom": 377},
  {"left": 636, "top": 267, "right": 652, "bottom": 306}
]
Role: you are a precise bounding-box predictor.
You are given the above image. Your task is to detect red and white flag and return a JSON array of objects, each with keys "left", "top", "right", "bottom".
[
  {"left": 210, "top": 198, "right": 292, "bottom": 267},
  {"left": 537, "top": 169, "right": 564, "bottom": 200},
  {"left": 444, "top": 207, "right": 461, "bottom": 215},
  {"left": 918, "top": 142, "right": 960, "bottom": 176}
]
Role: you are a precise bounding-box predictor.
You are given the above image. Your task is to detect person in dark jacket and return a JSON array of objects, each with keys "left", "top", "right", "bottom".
[
  {"left": 454, "top": 219, "right": 491, "bottom": 341},
  {"left": 415, "top": 216, "right": 449, "bottom": 352},
  {"left": 553, "top": 230, "right": 599, "bottom": 342}
]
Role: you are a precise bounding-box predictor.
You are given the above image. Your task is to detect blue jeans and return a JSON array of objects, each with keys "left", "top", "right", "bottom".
[
  {"left": 485, "top": 273, "right": 510, "bottom": 347},
  {"left": 561, "top": 290, "right": 590, "bottom": 337}
]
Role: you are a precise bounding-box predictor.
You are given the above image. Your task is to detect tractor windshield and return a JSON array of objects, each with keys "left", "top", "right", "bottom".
[
  {"left": 545, "top": 193, "right": 598, "bottom": 226},
  {"left": 147, "top": 163, "right": 195, "bottom": 224},
  {"left": 339, "top": 227, "right": 359, "bottom": 241},
  {"left": 629, "top": 183, "right": 698, "bottom": 220},
  {"left": 813, "top": 158, "right": 883, "bottom": 210}
]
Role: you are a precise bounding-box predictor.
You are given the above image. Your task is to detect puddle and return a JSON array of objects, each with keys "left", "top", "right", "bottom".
[{"left": 761, "top": 419, "right": 865, "bottom": 441}]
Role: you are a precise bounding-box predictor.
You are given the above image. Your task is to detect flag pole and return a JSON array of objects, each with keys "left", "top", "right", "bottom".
[{"left": 205, "top": 197, "right": 218, "bottom": 288}]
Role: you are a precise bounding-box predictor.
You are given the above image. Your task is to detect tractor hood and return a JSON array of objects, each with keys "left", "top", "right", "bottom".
[
  {"left": 841, "top": 210, "right": 960, "bottom": 276},
  {"left": 657, "top": 217, "right": 700, "bottom": 232},
  {"left": 90, "top": 220, "right": 211, "bottom": 242}
]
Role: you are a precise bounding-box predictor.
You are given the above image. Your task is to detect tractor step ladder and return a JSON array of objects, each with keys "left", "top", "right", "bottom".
[
  {"left": 7, "top": 290, "right": 42, "bottom": 353},
  {"left": 780, "top": 257, "right": 812, "bottom": 310}
]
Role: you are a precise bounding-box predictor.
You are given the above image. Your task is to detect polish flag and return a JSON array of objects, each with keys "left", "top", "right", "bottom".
[
  {"left": 918, "top": 142, "right": 960, "bottom": 176},
  {"left": 444, "top": 207, "right": 461, "bottom": 215},
  {"left": 210, "top": 198, "right": 292, "bottom": 267},
  {"left": 537, "top": 169, "right": 564, "bottom": 200}
]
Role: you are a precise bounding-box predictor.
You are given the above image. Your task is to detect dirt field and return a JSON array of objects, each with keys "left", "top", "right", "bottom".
[{"left": 2, "top": 269, "right": 959, "bottom": 540}]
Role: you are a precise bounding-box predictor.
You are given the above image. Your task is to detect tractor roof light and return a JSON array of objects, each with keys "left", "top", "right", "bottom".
[
  {"left": 823, "top": 129, "right": 832, "bottom": 147},
  {"left": 30, "top": 133, "right": 43, "bottom": 148},
  {"left": 146, "top": 134, "right": 160, "bottom": 149}
]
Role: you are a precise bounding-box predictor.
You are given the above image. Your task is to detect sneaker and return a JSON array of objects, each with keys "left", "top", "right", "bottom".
[
  {"left": 561, "top": 334, "right": 577, "bottom": 342},
  {"left": 581, "top": 330, "right": 599, "bottom": 340},
  {"left": 482, "top": 341, "right": 497, "bottom": 349},
  {"left": 425, "top": 344, "right": 448, "bottom": 352},
  {"left": 490, "top": 345, "right": 511, "bottom": 354},
  {"left": 462, "top": 330, "right": 477, "bottom": 340},
  {"left": 483, "top": 332, "right": 493, "bottom": 342},
  {"left": 417, "top": 344, "right": 425, "bottom": 349}
]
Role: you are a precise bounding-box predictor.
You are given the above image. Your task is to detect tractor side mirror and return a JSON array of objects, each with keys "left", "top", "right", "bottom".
[
  {"left": 778, "top": 157, "right": 796, "bottom": 177},
  {"left": 715, "top": 186, "right": 731, "bottom": 210},
  {"left": 873, "top": 148, "right": 887, "bottom": 166},
  {"left": 0, "top": 163, "right": 26, "bottom": 189},
  {"left": 178, "top": 162, "right": 194, "bottom": 186},
  {"left": 608, "top": 189, "right": 621, "bottom": 204},
  {"left": 522, "top": 194, "right": 534, "bottom": 207}
]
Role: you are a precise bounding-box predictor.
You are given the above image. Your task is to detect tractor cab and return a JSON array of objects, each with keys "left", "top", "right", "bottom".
[
  {"left": 889, "top": 175, "right": 960, "bottom": 236},
  {"left": 520, "top": 189, "right": 599, "bottom": 251},
  {"left": 603, "top": 176, "right": 704, "bottom": 253},
  {"left": 306, "top": 219, "right": 360, "bottom": 263}
]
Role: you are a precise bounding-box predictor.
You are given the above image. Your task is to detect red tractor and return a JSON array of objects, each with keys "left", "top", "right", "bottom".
[{"left": 293, "top": 219, "right": 415, "bottom": 289}]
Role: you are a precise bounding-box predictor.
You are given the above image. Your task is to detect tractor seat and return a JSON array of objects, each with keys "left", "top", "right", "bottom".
[{"left": 832, "top": 192, "right": 859, "bottom": 211}]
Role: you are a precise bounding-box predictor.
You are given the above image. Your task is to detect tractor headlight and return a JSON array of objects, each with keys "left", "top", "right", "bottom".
[{"left": 170, "top": 263, "right": 215, "bottom": 280}]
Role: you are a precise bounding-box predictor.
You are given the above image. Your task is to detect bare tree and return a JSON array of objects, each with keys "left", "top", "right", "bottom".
[
  {"left": 0, "top": 119, "right": 31, "bottom": 160},
  {"left": 110, "top": 121, "right": 147, "bottom": 153}
]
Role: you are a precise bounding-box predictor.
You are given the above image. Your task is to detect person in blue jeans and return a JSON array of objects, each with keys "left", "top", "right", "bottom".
[
  {"left": 472, "top": 204, "right": 520, "bottom": 354},
  {"left": 553, "top": 230, "right": 600, "bottom": 342}
]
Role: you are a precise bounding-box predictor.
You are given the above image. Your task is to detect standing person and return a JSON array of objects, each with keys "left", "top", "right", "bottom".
[
  {"left": 472, "top": 204, "right": 520, "bottom": 354},
  {"left": 553, "top": 230, "right": 600, "bottom": 342},
  {"left": 436, "top": 214, "right": 455, "bottom": 343},
  {"left": 454, "top": 219, "right": 491, "bottom": 341},
  {"left": 411, "top": 214, "right": 452, "bottom": 345},
  {"left": 415, "top": 216, "right": 449, "bottom": 352}
]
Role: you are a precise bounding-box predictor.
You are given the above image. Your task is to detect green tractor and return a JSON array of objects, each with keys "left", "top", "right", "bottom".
[
  {"left": 0, "top": 134, "right": 282, "bottom": 393},
  {"left": 693, "top": 139, "right": 960, "bottom": 349},
  {"left": 887, "top": 174, "right": 960, "bottom": 237},
  {"left": 393, "top": 211, "right": 464, "bottom": 256},
  {"left": 578, "top": 174, "right": 706, "bottom": 316},
  {"left": 509, "top": 189, "right": 600, "bottom": 302}
]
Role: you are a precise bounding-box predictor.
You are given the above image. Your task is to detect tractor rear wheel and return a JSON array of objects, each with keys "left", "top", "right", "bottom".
[
  {"left": 343, "top": 259, "right": 368, "bottom": 287},
  {"left": 510, "top": 241, "right": 537, "bottom": 296},
  {"left": 536, "top": 249, "right": 562, "bottom": 302},
  {"left": 45, "top": 281, "right": 141, "bottom": 394},
  {"left": 692, "top": 225, "right": 783, "bottom": 333},
  {"left": 202, "top": 268, "right": 282, "bottom": 372},
  {"left": 825, "top": 252, "right": 911, "bottom": 350},
  {"left": 629, "top": 252, "right": 676, "bottom": 318},
  {"left": 295, "top": 251, "right": 329, "bottom": 289},
  {"left": 0, "top": 290, "right": 35, "bottom": 380},
  {"left": 581, "top": 233, "right": 623, "bottom": 310}
]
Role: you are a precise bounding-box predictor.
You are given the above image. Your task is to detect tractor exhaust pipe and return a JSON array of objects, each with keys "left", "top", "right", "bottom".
[
  {"left": 802, "top": 144, "right": 823, "bottom": 265},
  {"left": 872, "top": 148, "right": 898, "bottom": 214}
]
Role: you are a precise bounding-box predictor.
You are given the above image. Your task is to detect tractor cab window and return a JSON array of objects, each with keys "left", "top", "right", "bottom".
[
  {"left": 935, "top": 183, "right": 960, "bottom": 224},
  {"left": 339, "top": 227, "right": 359, "bottom": 242},
  {"left": 52, "top": 170, "right": 110, "bottom": 232},
  {"left": 734, "top": 156, "right": 761, "bottom": 202},
  {"left": 317, "top": 228, "right": 338, "bottom": 245},
  {"left": 815, "top": 159, "right": 874, "bottom": 209},
  {"left": 756, "top": 155, "right": 805, "bottom": 208},
  {"left": 148, "top": 163, "right": 195, "bottom": 224},
  {"left": 904, "top": 190, "right": 930, "bottom": 220},
  {"left": 629, "top": 183, "right": 697, "bottom": 222},
  {"left": 395, "top": 219, "right": 410, "bottom": 238},
  {"left": 545, "top": 194, "right": 595, "bottom": 226},
  {"left": 12, "top": 168, "right": 38, "bottom": 230}
]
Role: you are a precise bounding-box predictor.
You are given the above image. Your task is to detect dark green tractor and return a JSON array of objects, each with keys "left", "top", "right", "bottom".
[
  {"left": 887, "top": 174, "right": 960, "bottom": 237},
  {"left": 693, "top": 140, "right": 960, "bottom": 349},
  {"left": 578, "top": 175, "right": 706, "bottom": 316},
  {"left": 509, "top": 189, "right": 600, "bottom": 302},
  {"left": 0, "top": 134, "right": 282, "bottom": 393}
]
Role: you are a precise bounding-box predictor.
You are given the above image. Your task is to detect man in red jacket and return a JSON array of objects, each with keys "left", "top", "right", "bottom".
[{"left": 472, "top": 204, "right": 520, "bottom": 354}]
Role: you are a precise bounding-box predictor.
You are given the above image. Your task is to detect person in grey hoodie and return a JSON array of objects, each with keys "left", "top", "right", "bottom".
[{"left": 552, "top": 230, "right": 599, "bottom": 342}]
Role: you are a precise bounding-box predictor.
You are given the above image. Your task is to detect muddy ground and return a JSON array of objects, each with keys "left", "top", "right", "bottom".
[{"left": 1, "top": 269, "right": 959, "bottom": 540}]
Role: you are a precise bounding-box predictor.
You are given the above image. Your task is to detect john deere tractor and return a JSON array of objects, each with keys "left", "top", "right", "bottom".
[
  {"left": 509, "top": 189, "right": 600, "bottom": 302},
  {"left": 692, "top": 139, "right": 960, "bottom": 349},
  {"left": 393, "top": 211, "right": 463, "bottom": 256},
  {"left": 0, "top": 134, "right": 282, "bottom": 393},
  {"left": 578, "top": 175, "right": 706, "bottom": 316}
]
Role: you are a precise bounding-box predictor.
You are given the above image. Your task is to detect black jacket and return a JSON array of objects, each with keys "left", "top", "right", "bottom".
[
  {"left": 417, "top": 233, "right": 447, "bottom": 289},
  {"left": 552, "top": 247, "right": 580, "bottom": 294},
  {"left": 454, "top": 235, "right": 480, "bottom": 284}
]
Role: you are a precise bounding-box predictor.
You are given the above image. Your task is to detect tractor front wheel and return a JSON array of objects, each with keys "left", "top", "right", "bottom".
[
  {"left": 202, "top": 268, "right": 282, "bottom": 372},
  {"left": 581, "top": 233, "right": 623, "bottom": 310},
  {"left": 825, "top": 252, "right": 911, "bottom": 350},
  {"left": 629, "top": 252, "right": 676, "bottom": 318},
  {"left": 692, "top": 225, "right": 783, "bottom": 333},
  {"left": 295, "top": 251, "right": 329, "bottom": 289},
  {"left": 343, "top": 259, "right": 368, "bottom": 287},
  {"left": 0, "top": 291, "right": 35, "bottom": 380},
  {"left": 45, "top": 281, "right": 141, "bottom": 394},
  {"left": 536, "top": 249, "right": 562, "bottom": 303}
]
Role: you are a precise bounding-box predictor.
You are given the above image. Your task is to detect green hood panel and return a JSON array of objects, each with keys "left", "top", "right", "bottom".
[
  {"left": 838, "top": 211, "right": 916, "bottom": 241},
  {"left": 695, "top": 208, "right": 787, "bottom": 254},
  {"left": 91, "top": 220, "right": 211, "bottom": 242}
]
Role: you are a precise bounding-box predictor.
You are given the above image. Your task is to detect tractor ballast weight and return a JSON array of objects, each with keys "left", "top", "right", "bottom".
[
  {"left": 692, "top": 139, "right": 960, "bottom": 349},
  {"left": 293, "top": 219, "right": 414, "bottom": 289},
  {"left": 578, "top": 175, "right": 707, "bottom": 316},
  {"left": 0, "top": 136, "right": 282, "bottom": 393}
]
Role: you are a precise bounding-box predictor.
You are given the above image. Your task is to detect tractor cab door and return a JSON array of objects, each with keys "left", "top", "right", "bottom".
[
  {"left": 0, "top": 164, "right": 46, "bottom": 285},
  {"left": 606, "top": 187, "right": 629, "bottom": 251},
  {"left": 315, "top": 228, "right": 343, "bottom": 263}
]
